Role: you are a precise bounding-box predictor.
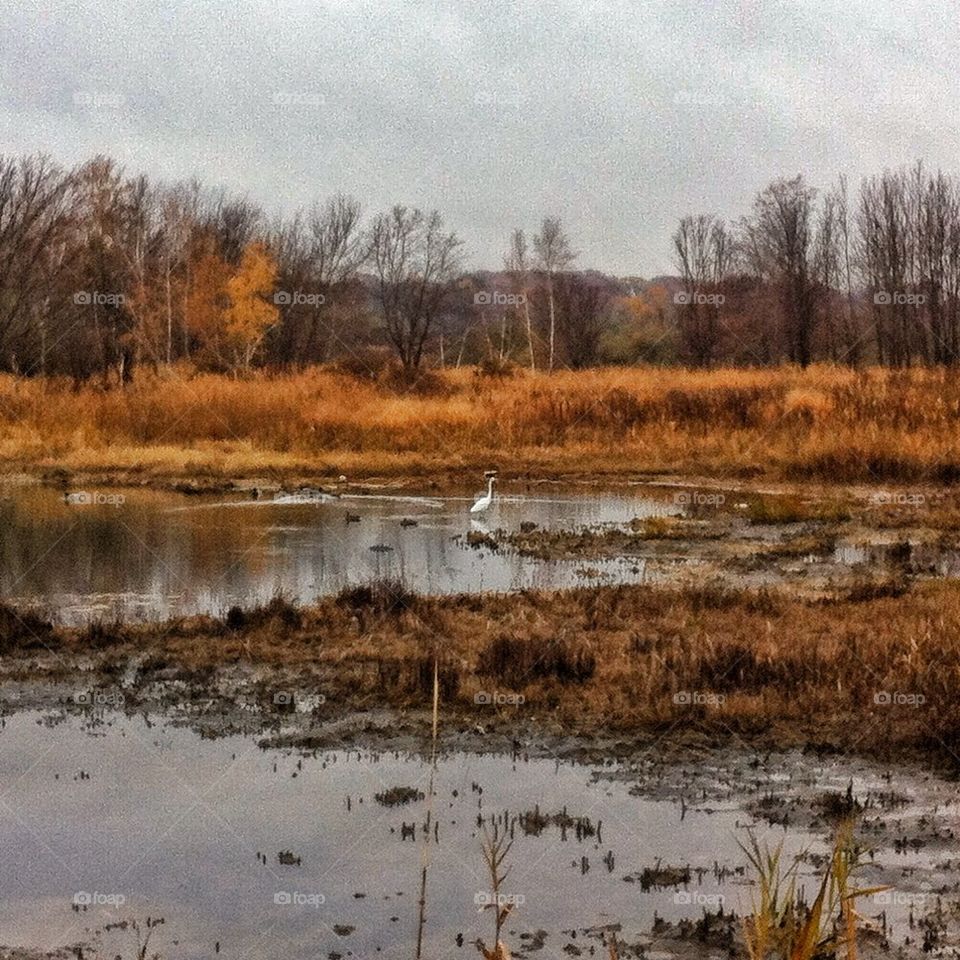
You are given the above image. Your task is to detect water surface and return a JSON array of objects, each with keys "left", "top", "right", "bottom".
[
  {"left": 0, "top": 711, "right": 952, "bottom": 959},
  {"left": 0, "top": 485, "right": 676, "bottom": 623},
  {"left": 1, "top": 483, "right": 956, "bottom": 624},
  {"left": 0, "top": 711, "right": 800, "bottom": 959}
]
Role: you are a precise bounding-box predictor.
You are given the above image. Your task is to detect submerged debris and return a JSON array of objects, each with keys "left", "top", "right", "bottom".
[
  {"left": 375, "top": 785, "right": 425, "bottom": 807},
  {"left": 624, "top": 860, "right": 692, "bottom": 890}
]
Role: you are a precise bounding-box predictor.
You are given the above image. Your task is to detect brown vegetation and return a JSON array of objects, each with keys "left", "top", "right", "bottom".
[
  {"left": 6, "top": 364, "right": 960, "bottom": 487},
  {"left": 5, "top": 579, "right": 960, "bottom": 761}
]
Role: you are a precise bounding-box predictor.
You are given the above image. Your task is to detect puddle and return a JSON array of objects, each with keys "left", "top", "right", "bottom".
[
  {"left": 0, "top": 711, "right": 957, "bottom": 958},
  {"left": 0, "top": 711, "right": 748, "bottom": 958}
]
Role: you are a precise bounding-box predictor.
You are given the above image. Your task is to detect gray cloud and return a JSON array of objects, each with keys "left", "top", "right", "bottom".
[{"left": 1, "top": 0, "right": 957, "bottom": 275}]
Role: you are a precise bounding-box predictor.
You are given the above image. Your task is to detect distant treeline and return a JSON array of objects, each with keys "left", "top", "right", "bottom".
[
  {"left": 671, "top": 164, "right": 960, "bottom": 368},
  {"left": 0, "top": 153, "right": 957, "bottom": 381}
]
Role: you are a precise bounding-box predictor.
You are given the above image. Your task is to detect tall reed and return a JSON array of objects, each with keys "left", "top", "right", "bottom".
[{"left": 740, "top": 820, "right": 888, "bottom": 960}]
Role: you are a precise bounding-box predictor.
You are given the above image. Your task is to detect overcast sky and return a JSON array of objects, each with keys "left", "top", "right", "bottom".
[{"left": 2, "top": 0, "right": 958, "bottom": 275}]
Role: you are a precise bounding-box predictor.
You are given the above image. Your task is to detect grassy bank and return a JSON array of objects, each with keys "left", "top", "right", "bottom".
[
  {"left": 4, "top": 364, "right": 960, "bottom": 487},
  {"left": 4, "top": 579, "right": 959, "bottom": 760}
]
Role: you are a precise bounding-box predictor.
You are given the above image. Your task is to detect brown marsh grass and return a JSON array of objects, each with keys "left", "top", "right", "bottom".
[
  {"left": 741, "top": 820, "right": 886, "bottom": 960},
  {"left": 6, "top": 579, "right": 960, "bottom": 759},
  {"left": 5, "top": 364, "right": 960, "bottom": 484}
]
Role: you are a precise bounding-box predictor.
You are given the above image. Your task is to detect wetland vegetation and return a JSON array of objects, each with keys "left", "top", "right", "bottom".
[
  {"left": 6, "top": 0, "right": 960, "bottom": 949},
  {"left": 1, "top": 574, "right": 958, "bottom": 759},
  {"left": 7, "top": 364, "right": 960, "bottom": 489}
]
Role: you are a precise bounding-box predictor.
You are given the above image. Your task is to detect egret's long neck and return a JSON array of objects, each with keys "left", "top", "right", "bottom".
[{"left": 487, "top": 478, "right": 495, "bottom": 497}]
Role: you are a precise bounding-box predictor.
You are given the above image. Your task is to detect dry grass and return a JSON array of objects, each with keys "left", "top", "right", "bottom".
[
  {"left": 6, "top": 579, "right": 960, "bottom": 759},
  {"left": 5, "top": 364, "right": 960, "bottom": 484},
  {"left": 741, "top": 821, "right": 885, "bottom": 960}
]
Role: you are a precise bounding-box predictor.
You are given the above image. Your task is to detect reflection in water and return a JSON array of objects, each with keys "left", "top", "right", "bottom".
[
  {"left": 0, "top": 486, "right": 675, "bottom": 624},
  {"left": 0, "top": 711, "right": 813, "bottom": 960},
  {"left": 5, "top": 485, "right": 960, "bottom": 624}
]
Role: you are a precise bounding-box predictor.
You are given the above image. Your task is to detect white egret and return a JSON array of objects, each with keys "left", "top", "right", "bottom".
[{"left": 470, "top": 475, "right": 498, "bottom": 514}]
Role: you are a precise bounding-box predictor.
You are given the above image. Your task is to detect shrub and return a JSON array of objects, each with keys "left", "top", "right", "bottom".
[{"left": 0, "top": 603, "right": 56, "bottom": 653}]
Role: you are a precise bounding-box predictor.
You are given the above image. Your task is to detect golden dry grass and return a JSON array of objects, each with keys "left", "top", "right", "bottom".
[
  {"left": 6, "top": 580, "right": 960, "bottom": 758},
  {"left": 5, "top": 364, "right": 960, "bottom": 485},
  {"left": 741, "top": 821, "right": 882, "bottom": 960}
]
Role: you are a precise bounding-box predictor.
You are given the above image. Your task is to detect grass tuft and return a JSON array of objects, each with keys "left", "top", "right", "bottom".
[{"left": 478, "top": 634, "right": 596, "bottom": 686}]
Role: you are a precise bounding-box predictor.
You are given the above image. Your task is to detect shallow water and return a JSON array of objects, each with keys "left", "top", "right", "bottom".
[
  {"left": 1, "top": 483, "right": 957, "bottom": 624},
  {"left": 0, "top": 711, "right": 803, "bottom": 959},
  {"left": 0, "top": 485, "right": 679, "bottom": 623},
  {"left": 1, "top": 710, "right": 956, "bottom": 958}
]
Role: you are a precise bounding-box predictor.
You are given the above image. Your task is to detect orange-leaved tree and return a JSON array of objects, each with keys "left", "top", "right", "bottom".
[
  {"left": 185, "top": 238, "right": 231, "bottom": 361},
  {"left": 221, "top": 242, "right": 279, "bottom": 372}
]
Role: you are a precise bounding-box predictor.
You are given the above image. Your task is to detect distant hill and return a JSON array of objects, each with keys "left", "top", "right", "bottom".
[{"left": 464, "top": 269, "right": 683, "bottom": 298}]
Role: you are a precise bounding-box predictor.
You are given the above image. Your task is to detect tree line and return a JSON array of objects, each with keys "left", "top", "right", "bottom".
[
  {"left": 2, "top": 152, "right": 959, "bottom": 382},
  {"left": 673, "top": 162, "right": 960, "bottom": 368}
]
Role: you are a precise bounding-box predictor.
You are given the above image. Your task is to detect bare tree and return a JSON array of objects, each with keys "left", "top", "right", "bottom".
[
  {"left": 155, "top": 187, "right": 194, "bottom": 365},
  {"left": 368, "top": 206, "right": 462, "bottom": 372},
  {"left": 305, "top": 194, "right": 367, "bottom": 361},
  {"left": 673, "top": 214, "right": 733, "bottom": 366},
  {"left": 746, "top": 176, "right": 819, "bottom": 367},
  {"left": 915, "top": 167, "right": 959, "bottom": 363},
  {"left": 308, "top": 194, "right": 366, "bottom": 283},
  {"left": 831, "top": 175, "right": 862, "bottom": 364},
  {"left": 269, "top": 194, "right": 367, "bottom": 366},
  {"left": 533, "top": 216, "right": 576, "bottom": 371},
  {"left": 857, "top": 168, "right": 913, "bottom": 366},
  {"left": 554, "top": 273, "right": 609, "bottom": 368},
  {"left": 504, "top": 228, "right": 536, "bottom": 370},
  {"left": 945, "top": 183, "right": 960, "bottom": 363},
  {"left": 855, "top": 163, "right": 960, "bottom": 366},
  {"left": 62, "top": 156, "right": 143, "bottom": 384},
  {"left": 0, "top": 155, "right": 74, "bottom": 373},
  {"left": 814, "top": 190, "right": 844, "bottom": 361},
  {"left": 202, "top": 192, "right": 262, "bottom": 266}
]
